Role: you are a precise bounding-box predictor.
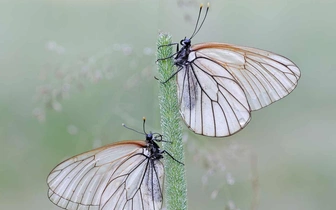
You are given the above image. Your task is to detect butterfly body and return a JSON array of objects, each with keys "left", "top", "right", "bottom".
[
  {"left": 174, "top": 38, "right": 192, "bottom": 67},
  {"left": 145, "top": 133, "right": 164, "bottom": 161}
]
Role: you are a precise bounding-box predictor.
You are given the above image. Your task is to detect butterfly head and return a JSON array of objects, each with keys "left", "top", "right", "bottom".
[
  {"left": 146, "top": 132, "right": 153, "bottom": 141},
  {"left": 180, "top": 37, "right": 191, "bottom": 47}
]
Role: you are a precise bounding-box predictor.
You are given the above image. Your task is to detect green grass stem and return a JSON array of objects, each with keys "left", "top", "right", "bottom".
[{"left": 156, "top": 33, "right": 188, "bottom": 210}]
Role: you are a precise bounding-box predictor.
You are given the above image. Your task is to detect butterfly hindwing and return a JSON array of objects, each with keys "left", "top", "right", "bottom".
[{"left": 177, "top": 51, "right": 251, "bottom": 137}]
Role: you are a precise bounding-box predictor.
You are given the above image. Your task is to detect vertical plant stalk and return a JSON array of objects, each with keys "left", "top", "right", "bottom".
[{"left": 157, "top": 33, "right": 188, "bottom": 210}]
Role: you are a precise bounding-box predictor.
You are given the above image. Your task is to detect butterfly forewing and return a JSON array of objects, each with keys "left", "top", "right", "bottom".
[
  {"left": 192, "top": 42, "right": 301, "bottom": 111},
  {"left": 47, "top": 140, "right": 164, "bottom": 210}
]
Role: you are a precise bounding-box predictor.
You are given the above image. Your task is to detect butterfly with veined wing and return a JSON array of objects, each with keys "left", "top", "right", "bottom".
[
  {"left": 158, "top": 3, "right": 301, "bottom": 137},
  {"left": 47, "top": 118, "right": 181, "bottom": 210}
]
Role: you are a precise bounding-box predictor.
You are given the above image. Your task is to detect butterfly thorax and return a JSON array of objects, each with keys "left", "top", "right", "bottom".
[
  {"left": 174, "top": 37, "right": 192, "bottom": 67},
  {"left": 149, "top": 141, "right": 164, "bottom": 160},
  {"left": 145, "top": 133, "right": 164, "bottom": 160}
]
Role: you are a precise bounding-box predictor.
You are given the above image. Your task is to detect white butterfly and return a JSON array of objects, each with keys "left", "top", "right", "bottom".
[
  {"left": 47, "top": 120, "right": 178, "bottom": 210},
  {"left": 159, "top": 3, "right": 301, "bottom": 137}
]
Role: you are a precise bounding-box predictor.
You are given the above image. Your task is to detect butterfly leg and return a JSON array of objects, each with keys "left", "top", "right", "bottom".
[
  {"left": 156, "top": 42, "right": 180, "bottom": 63},
  {"left": 163, "top": 150, "right": 184, "bottom": 165},
  {"left": 156, "top": 52, "right": 178, "bottom": 63},
  {"left": 159, "top": 66, "right": 184, "bottom": 84},
  {"left": 158, "top": 42, "right": 179, "bottom": 50}
]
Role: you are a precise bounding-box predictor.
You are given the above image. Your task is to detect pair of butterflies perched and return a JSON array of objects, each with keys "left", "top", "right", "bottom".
[{"left": 47, "top": 3, "right": 300, "bottom": 210}]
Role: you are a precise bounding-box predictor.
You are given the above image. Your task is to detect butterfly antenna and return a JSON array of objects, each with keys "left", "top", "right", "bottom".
[
  {"left": 189, "top": 3, "right": 203, "bottom": 39},
  {"left": 122, "top": 120, "right": 145, "bottom": 135},
  {"left": 142, "top": 117, "right": 147, "bottom": 135},
  {"left": 190, "top": 2, "right": 210, "bottom": 39}
]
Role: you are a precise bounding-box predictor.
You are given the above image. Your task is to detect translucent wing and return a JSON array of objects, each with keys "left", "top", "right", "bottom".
[
  {"left": 177, "top": 53, "right": 251, "bottom": 137},
  {"left": 192, "top": 42, "right": 301, "bottom": 110},
  {"left": 176, "top": 42, "right": 300, "bottom": 137},
  {"left": 47, "top": 141, "right": 164, "bottom": 210}
]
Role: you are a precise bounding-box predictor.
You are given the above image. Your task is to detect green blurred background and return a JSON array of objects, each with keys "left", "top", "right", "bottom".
[{"left": 1, "top": 0, "right": 335, "bottom": 209}]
